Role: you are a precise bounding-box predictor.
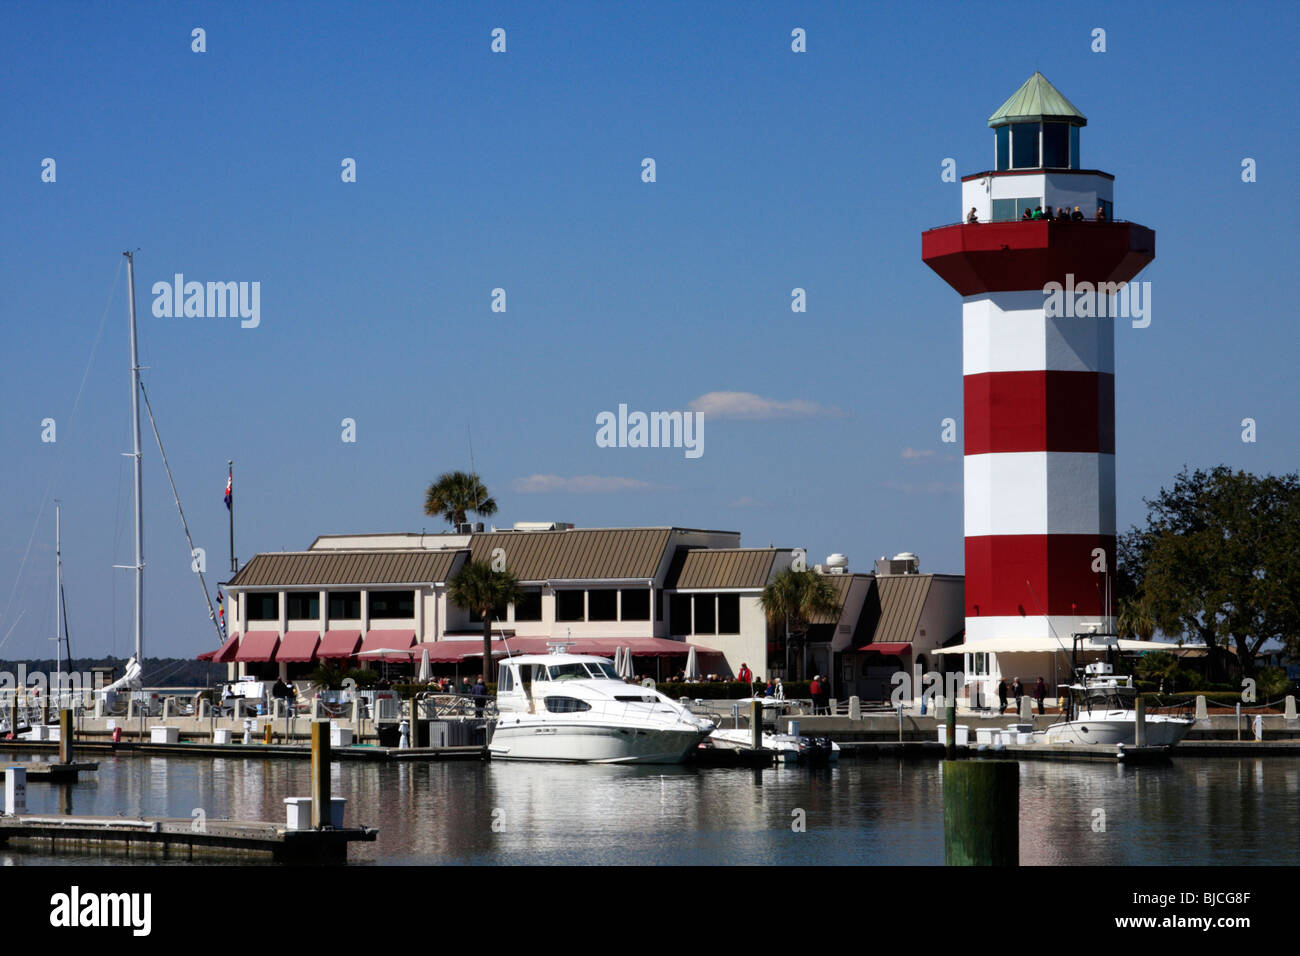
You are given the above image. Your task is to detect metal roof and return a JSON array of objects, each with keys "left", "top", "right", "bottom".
[
  {"left": 466, "top": 528, "right": 674, "bottom": 581},
  {"left": 866, "top": 574, "right": 934, "bottom": 645},
  {"left": 806, "top": 572, "right": 860, "bottom": 625},
  {"left": 988, "top": 72, "right": 1086, "bottom": 127},
  {"left": 665, "top": 548, "right": 779, "bottom": 590},
  {"left": 227, "top": 549, "right": 464, "bottom": 588}
]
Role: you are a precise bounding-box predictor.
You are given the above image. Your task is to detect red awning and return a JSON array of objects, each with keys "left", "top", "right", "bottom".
[
  {"left": 204, "top": 633, "right": 240, "bottom": 663},
  {"left": 408, "top": 637, "right": 713, "bottom": 664},
  {"left": 318, "top": 629, "right": 362, "bottom": 659},
  {"left": 857, "top": 642, "right": 913, "bottom": 655},
  {"left": 277, "top": 630, "right": 320, "bottom": 663},
  {"left": 359, "top": 630, "right": 416, "bottom": 656},
  {"left": 235, "top": 631, "right": 280, "bottom": 662}
]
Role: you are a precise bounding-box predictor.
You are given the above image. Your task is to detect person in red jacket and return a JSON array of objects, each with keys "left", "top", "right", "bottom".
[
  {"left": 737, "top": 663, "right": 753, "bottom": 685},
  {"left": 809, "top": 675, "right": 822, "bottom": 713}
]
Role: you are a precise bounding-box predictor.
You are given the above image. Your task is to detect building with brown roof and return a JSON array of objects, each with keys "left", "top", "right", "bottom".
[{"left": 216, "top": 524, "right": 963, "bottom": 701}]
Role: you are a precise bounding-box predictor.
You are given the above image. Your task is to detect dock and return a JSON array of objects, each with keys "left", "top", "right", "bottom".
[
  {"left": 836, "top": 741, "right": 1174, "bottom": 762},
  {"left": 0, "top": 813, "right": 376, "bottom": 863},
  {"left": 2, "top": 738, "right": 487, "bottom": 762}
]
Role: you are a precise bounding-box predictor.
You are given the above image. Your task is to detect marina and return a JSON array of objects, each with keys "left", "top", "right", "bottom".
[{"left": 3, "top": 745, "right": 1299, "bottom": 867}]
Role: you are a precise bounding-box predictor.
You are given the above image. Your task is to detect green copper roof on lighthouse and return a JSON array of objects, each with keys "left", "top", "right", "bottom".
[{"left": 988, "top": 72, "right": 1087, "bottom": 128}]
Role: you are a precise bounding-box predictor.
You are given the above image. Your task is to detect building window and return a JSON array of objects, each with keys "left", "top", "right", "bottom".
[
  {"left": 1011, "top": 122, "right": 1040, "bottom": 169},
  {"left": 369, "top": 590, "right": 414, "bottom": 619},
  {"left": 620, "top": 589, "right": 650, "bottom": 621},
  {"left": 694, "top": 595, "right": 716, "bottom": 635},
  {"left": 718, "top": 594, "right": 740, "bottom": 634},
  {"left": 1042, "top": 123, "right": 1069, "bottom": 168},
  {"left": 1070, "top": 126, "right": 1080, "bottom": 169},
  {"left": 513, "top": 588, "right": 542, "bottom": 622},
  {"left": 655, "top": 590, "right": 663, "bottom": 622},
  {"left": 1098, "top": 198, "right": 1113, "bottom": 220},
  {"left": 246, "top": 592, "right": 278, "bottom": 621},
  {"left": 328, "top": 591, "right": 361, "bottom": 619},
  {"left": 588, "top": 589, "right": 617, "bottom": 622},
  {"left": 556, "top": 590, "right": 585, "bottom": 622},
  {"left": 286, "top": 593, "right": 319, "bottom": 620},
  {"left": 668, "top": 593, "right": 691, "bottom": 634},
  {"left": 995, "top": 125, "right": 1010, "bottom": 171}
]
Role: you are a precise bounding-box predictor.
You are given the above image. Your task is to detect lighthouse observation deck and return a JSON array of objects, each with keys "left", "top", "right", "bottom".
[{"left": 921, "top": 219, "right": 1155, "bottom": 297}]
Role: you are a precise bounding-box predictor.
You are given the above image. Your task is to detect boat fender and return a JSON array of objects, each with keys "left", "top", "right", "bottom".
[{"left": 111, "top": 727, "right": 122, "bottom": 743}]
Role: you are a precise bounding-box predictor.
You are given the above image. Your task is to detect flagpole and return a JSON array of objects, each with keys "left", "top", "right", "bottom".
[{"left": 228, "top": 460, "right": 236, "bottom": 572}]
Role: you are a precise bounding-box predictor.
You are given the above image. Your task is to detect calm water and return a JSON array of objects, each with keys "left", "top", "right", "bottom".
[{"left": 4, "top": 750, "right": 1298, "bottom": 865}]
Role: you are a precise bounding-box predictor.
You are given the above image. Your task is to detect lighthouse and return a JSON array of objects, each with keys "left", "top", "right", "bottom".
[{"left": 922, "top": 73, "right": 1155, "bottom": 667}]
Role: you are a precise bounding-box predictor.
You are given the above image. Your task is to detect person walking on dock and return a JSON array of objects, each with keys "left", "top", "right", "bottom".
[
  {"left": 1012, "top": 678, "right": 1023, "bottom": 711},
  {"left": 997, "top": 678, "right": 1008, "bottom": 715},
  {"left": 1034, "top": 677, "right": 1047, "bottom": 715}
]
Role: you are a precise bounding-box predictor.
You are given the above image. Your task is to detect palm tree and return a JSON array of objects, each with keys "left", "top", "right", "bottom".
[
  {"left": 448, "top": 560, "right": 522, "bottom": 681},
  {"left": 423, "top": 471, "right": 498, "bottom": 530},
  {"left": 759, "top": 569, "right": 842, "bottom": 681},
  {"left": 1117, "top": 595, "right": 1157, "bottom": 641}
]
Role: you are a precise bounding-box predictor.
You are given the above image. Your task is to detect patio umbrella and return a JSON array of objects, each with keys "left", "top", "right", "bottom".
[
  {"left": 684, "top": 645, "right": 700, "bottom": 680},
  {"left": 418, "top": 648, "right": 432, "bottom": 682},
  {"left": 621, "top": 646, "right": 635, "bottom": 679},
  {"left": 612, "top": 646, "right": 623, "bottom": 676}
]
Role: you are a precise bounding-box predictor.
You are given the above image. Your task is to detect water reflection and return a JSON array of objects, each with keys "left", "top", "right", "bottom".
[{"left": 0, "top": 751, "right": 1294, "bottom": 865}]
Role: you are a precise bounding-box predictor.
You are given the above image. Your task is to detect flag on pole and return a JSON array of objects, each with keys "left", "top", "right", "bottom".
[
  {"left": 224, "top": 472, "right": 232, "bottom": 511},
  {"left": 217, "top": 590, "right": 227, "bottom": 637}
]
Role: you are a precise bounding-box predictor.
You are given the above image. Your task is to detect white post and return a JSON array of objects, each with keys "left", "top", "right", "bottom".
[
  {"left": 5, "top": 766, "right": 26, "bottom": 815},
  {"left": 1286, "top": 696, "right": 1297, "bottom": 721},
  {"left": 848, "top": 695, "right": 861, "bottom": 721},
  {"left": 1195, "top": 695, "right": 1209, "bottom": 720}
]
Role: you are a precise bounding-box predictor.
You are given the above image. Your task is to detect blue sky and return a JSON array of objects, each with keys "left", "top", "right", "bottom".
[{"left": 2, "top": 1, "right": 1296, "bottom": 660}]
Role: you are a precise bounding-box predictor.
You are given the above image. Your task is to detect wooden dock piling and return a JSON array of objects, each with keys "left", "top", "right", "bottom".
[
  {"left": 943, "top": 759, "right": 1018, "bottom": 866},
  {"left": 59, "top": 710, "right": 72, "bottom": 765},
  {"left": 311, "top": 720, "right": 330, "bottom": 829}
]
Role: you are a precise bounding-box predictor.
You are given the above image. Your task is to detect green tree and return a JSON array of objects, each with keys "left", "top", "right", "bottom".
[
  {"left": 423, "top": 471, "right": 498, "bottom": 530},
  {"left": 448, "top": 560, "right": 522, "bottom": 681},
  {"left": 1119, "top": 467, "right": 1300, "bottom": 680},
  {"left": 759, "top": 568, "right": 842, "bottom": 680},
  {"left": 1116, "top": 595, "right": 1156, "bottom": 641}
]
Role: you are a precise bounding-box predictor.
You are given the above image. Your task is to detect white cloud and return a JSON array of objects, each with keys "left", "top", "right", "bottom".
[
  {"left": 687, "top": 391, "right": 843, "bottom": 421},
  {"left": 900, "top": 447, "right": 935, "bottom": 461},
  {"left": 512, "top": 474, "right": 663, "bottom": 494}
]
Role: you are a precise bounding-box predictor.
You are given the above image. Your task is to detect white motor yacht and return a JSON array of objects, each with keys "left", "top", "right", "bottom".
[
  {"left": 1038, "top": 663, "right": 1194, "bottom": 748},
  {"left": 489, "top": 649, "right": 715, "bottom": 763}
]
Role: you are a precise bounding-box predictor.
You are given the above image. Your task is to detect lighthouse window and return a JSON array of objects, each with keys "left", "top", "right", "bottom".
[
  {"left": 1070, "top": 126, "right": 1080, "bottom": 169},
  {"left": 995, "top": 125, "right": 1010, "bottom": 171},
  {"left": 1011, "top": 122, "right": 1040, "bottom": 169},
  {"left": 992, "top": 198, "right": 1042, "bottom": 222},
  {"left": 1042, "top": 123, "right": 1069, "bottom": 168}
]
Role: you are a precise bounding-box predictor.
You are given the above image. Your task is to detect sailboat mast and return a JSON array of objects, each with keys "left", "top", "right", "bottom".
[
  {"left": 125, "top": 251, "right": 144, "bottom": 663},
  {"left": 55, "top": 502, "right": 62, "bottom": 682}
]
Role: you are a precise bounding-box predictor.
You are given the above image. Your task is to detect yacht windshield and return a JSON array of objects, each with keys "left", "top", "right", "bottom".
[
  {"left": 548, "top": 663, "right": 593, "bottom": 681},
  {"left": 586, "top": 662, "right": 620, "bottom": 679}
]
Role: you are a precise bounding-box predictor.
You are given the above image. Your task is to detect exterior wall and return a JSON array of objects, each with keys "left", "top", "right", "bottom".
[
  {"left": 683, "top": 594, "right": 770, "bottom": 679},
  {"left": 961, "top": 171, "right": 1113, "bottom": 223}
]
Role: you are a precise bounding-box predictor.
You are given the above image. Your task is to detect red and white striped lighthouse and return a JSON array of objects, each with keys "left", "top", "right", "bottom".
[{"left": 922, "top": 73, "right": 1155, "bottom": 650}]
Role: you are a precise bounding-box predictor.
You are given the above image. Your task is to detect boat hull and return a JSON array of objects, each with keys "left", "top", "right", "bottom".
[
  {"left": 489, "top": 721, "right": 708, "bottom": 764},
  {"left": 1042, "top": 715, "right": 1194, "bottom": 748}
]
